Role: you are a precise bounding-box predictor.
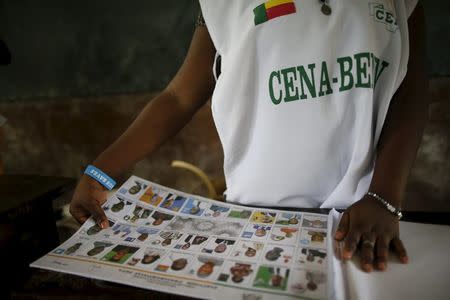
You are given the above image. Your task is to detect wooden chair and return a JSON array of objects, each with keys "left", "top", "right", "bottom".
[{"left": 171, "top": 160, "right": 226, "bottom": 201}]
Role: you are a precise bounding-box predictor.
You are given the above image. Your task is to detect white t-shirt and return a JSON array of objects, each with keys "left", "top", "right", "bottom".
[{"left": 199, "top": 0, "right": 418, "bottom": 208}]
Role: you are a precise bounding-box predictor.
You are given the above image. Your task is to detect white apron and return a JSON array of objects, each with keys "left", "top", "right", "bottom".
[{"left": 199, "top": 0, "right": 418, "bottom": 208}]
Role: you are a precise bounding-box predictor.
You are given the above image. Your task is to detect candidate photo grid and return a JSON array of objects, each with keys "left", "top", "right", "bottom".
[{"left": 55, "top": 179, "right": 329, "bottom": 299}]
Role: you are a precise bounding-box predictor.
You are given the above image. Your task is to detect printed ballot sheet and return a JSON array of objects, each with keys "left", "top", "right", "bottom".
[{"left": 31, "top": 175, "right": 333, "bottom": 300}]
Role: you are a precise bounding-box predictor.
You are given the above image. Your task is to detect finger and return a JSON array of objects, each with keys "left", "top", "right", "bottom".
[
  {"left": 85, "top": 200, "right": 109, "bottom": 229},
  {"left": 391, "top": 237, "right": 408, "bottom": 264},
  {"left": 360, "top": 233, "right": 376, "bottom": 272},
  {"left": 334, "top": 211, "right": 350, "bottom": 241},
  {"left": 69, "top": 204, "right": 90, "bottom": 225},
  {"left": 343, "top": 230, "right": 361, "bottom": 260},
  {"left": 375, "top": 236, "right": 390, "bottom": 271}
]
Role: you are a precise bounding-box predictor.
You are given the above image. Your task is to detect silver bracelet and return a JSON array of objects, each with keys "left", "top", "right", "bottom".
[{"left": 366, "top": 192, "right": 403, "bottom": 220}]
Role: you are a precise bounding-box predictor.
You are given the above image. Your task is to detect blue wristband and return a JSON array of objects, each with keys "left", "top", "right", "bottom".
[{"left": 84, "top": 165, "right": 116, "bottom": 190}]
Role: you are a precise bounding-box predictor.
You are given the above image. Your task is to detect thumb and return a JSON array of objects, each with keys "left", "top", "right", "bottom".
[
  {"left": 86, "top": 200, "right": 109, "bottom": 229},
  {"left": 69, "top": 203, "right": 90, "bottom": 225},
  {"left": 334, "top": 211, "right": 350, "bottom": 240}
]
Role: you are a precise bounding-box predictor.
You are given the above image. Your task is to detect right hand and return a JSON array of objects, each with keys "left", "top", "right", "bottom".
[{"left": 70, "top": 175, "right": 109, "bottom": 228}]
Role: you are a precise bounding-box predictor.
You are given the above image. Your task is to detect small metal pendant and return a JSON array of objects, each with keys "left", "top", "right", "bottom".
[{"left": 321, "top": 3, "right": 332, "bottom": 15}]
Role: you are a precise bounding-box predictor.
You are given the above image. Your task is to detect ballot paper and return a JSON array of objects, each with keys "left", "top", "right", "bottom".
[
  {"left": 31, "top": 175, "right": 331, "bottom": 299},
  {"left": 31, "top": 175, "right": 450, "bottom": 299}
]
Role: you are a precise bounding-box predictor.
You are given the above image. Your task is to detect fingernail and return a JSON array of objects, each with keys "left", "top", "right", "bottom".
[
  {"left": 97, "top": 220, "right": 105, "bottom": 229},
  {"left": 101, "top": 220, "right": 109, "bottom": 229}
]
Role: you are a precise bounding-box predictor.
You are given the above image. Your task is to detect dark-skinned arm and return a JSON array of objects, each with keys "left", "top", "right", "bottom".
[
  {"left": 334, "top": 2, "right": 428, "bottom": 272},
  {"left": 70, "top": 27, "right": 216, "bottom": 227}
]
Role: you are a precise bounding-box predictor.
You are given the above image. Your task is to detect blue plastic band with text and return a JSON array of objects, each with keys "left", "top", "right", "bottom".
[{"left": 84, "top": 165, "right": 116, "bottom": 190}]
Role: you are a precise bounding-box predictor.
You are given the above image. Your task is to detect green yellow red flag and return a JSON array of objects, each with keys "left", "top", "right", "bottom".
[{"left": 254, "top": 0, "right": 297, "bottom": 25}]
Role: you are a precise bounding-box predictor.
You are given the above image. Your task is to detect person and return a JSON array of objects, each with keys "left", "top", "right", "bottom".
[
  {"left": 197, "top": 261, "right": 215, "bottom": 277},
  {"left": 110, "top": 248, "right": 129, "bottom": 262},
  {"left": 87, "top": 241, "right": 112, "bottom": 256},
  {"left": 171, "top": 258, "right": 188, "bottom": 271},
  {"left": 142, "top": 253, "right": 160, "bottom": 264},
  {"left": 87, "top": 245, "right": 105, "bottom": 256},
  {"left": 245, "top": 247, "right": 257, "bottom": 257},
  {"left": 110, "top": 200, "right": 125, "bottom": 212},
  {"left": 86, "top": 223, "right": 102, "bottom": 235},
  {"left": 70, "top": 0, "right": 428, "bottom": 273},
  {"left": 64, "top": 242, "right": 82, "bottom": 255}
]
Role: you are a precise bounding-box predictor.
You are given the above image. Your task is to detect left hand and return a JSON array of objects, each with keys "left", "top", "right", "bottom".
[{"left": 334, "top": 195, "right": 408, "bottom": 272}]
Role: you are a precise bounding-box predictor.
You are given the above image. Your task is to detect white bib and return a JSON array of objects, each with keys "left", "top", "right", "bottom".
[{"left": 199, "top": 0, "right": 417, "bottom": 208}]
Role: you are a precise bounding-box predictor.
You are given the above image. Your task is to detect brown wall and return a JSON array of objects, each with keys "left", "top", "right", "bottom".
[
  {"left": 0, "top": 78, "right": 449, "bottom": 211},
  {"left": 0, "top": 93, "right": 224, "bottom": 197}
]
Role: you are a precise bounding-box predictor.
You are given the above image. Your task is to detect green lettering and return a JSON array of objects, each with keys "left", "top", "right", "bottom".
[
  {"left": 376, "top": 9, "right": 384, "bottom": 21},
  {"left": 385, "top": 12, "right": 394, "bottom": 24},
  {"left": 337, "top": 56, "right": 354, "bottom": 91},
  {"left": 372, "top": 53, "right": 389, "bottom": 88},
  {"left": 281, "top": 67, "right": 299, "bottom": 102},
  {"left": 371, "top": 53, "right": 378, "bottom": 88},
  {"left": 318, "top": 61, "right": 333, "bottom": 97},
  {"left": 297, "top": 63, "right": 317, "bottom": 99},
  {"left": 269, "top": 70, "right": 283, "bottom": 105},
  {"left": 354, "top": 52, "right": 371, "bottom": 88}
]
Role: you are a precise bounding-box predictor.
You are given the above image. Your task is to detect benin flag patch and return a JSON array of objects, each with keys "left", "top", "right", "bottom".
[{"left": 253, "top": 0, "right": 297, "bottom": 25}]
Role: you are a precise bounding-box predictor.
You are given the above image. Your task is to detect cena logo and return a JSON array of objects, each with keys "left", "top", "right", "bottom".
[{"left": 369, "top": 2, "right": 398, "bottom": 32}]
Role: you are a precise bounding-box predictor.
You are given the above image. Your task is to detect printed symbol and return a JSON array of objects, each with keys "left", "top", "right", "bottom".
[
  {"left": 369, "top": 2, "right": 398, "bottom": 32},
  {"left": 254, "top": 0, "right": 297, "bottom": 26}
]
